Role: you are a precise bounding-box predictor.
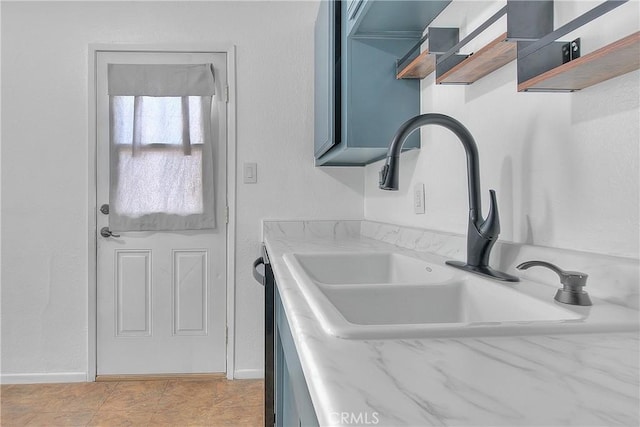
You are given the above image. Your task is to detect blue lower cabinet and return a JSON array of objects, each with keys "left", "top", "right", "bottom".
[{"left": 275, "top": 287, "right": 319, "bottom": 427}]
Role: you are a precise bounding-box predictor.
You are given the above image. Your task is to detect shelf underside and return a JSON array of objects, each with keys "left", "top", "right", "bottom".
[
  {"left": 519, "top": 31, "right": 640, "bottom": 92},
  {"left": 437, "top": 33, "right": 516, "bottom": 84},
  {"left": 396, "top": 50, "right": 436, "bottom": 79}
]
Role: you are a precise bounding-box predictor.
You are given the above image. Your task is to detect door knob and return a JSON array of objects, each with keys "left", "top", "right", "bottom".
[{"left": 100, "top": 227, "right": 120, "bottom": 238}]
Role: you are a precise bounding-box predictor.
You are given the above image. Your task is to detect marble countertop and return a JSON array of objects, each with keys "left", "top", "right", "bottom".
[{"left": 263, "top": 220, "right": 639, "bottom": 427}]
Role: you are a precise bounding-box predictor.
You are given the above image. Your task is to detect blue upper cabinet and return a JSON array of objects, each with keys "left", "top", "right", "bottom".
[
  {"left": 348, "top": 0, "right": 450, "bottom": 39},
  {"left": 314, "top": 0, "right": 450, "bottom": 166}
]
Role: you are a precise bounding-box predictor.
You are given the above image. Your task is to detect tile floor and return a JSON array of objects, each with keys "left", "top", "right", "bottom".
[{"left": 0, "top": 378, "right": 264, "bottom": 426}]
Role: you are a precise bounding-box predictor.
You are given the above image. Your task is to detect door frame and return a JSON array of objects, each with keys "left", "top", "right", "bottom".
[{"left": 87, "top": 43, "right": 237, "bottom": 380}]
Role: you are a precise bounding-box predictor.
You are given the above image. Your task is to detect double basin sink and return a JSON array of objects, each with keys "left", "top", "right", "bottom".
[{"left": 284, "top": 252, "right": 638, "bottom": 339}]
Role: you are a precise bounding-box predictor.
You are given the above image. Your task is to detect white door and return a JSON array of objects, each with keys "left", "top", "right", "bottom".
[{"left": 96, "top": 51, "right": 227, "bottom": 375}]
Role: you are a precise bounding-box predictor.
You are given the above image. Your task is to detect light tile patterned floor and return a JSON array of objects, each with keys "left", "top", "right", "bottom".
[{"left": 0, "top": 378, "right": 264, "bottom": 426}]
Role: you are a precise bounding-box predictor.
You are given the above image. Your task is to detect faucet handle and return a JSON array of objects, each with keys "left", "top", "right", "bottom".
[
  {"left": 379, "top": 165, "right": 389, "bottom": 187},
  {"left": 478, "top": 189, "right": 500, "bottom": 238},
  {"left": 379, "top": 157, "right": 399, "bottom": 190},
  {"left": 516, "top": 260, "right": 592, "bottom": 306}
]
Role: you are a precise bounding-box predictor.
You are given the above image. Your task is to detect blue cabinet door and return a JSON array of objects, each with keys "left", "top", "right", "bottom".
[
  {"left": 275, "top": 287, "right": 319, "bottom": 427},
  {"left": 314, "top": 0, "right": 338, "bottom": 158}
]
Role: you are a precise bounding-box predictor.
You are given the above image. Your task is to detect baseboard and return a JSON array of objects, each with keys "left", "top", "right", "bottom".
[
  {"left": 96, "top": 373, "right": 226, "bottom": 382},
  {"left": 233, "top": 368, "right": 264, "bottom": 379},
  {"left": 2, "top": 370, "right": 262, "bottom": 384},
  {"left": 0, "top": 372, "right": 88, "bottom": 384}
]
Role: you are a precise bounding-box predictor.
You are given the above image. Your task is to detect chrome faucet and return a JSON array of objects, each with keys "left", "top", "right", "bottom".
[{"left": 379, "top": 113, "right": 518, "bottom": 282}]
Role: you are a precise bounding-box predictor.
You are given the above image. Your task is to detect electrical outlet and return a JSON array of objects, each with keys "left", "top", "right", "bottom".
[{"left": 414, "top": 183, "right": 425, "bottom": 214}]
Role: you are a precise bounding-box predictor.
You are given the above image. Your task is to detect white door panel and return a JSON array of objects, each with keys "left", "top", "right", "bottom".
[{"left": 96, "top": 51, "right": 227, "bottom": 375}]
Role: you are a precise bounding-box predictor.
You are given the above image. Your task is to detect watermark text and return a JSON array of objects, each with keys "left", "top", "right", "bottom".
[{"left": 329, "top": 411, "right": 380, "bottom": 425}]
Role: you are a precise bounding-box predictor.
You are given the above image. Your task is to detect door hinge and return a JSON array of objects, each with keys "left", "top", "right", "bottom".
[
  {"left": 225, "top": 206, "right": 229, "bottom": 224},
  {"left": 224, "top": 85, "right": 229, "bottom": 103},
  {"left": 225, "top": 326, "right": 228, "bottom": 344}
]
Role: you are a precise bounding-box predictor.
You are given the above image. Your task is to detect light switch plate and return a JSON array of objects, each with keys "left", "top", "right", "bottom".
[
  {"left": 414, "top": 183, "right": 425, "bottom": 214},
  {"left": 243, "top": 162, "right": 257, "bottom": 184}
]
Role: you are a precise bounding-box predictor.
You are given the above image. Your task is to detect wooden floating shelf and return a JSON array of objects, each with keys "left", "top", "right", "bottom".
[
  {"left": 436, "top": 33, "right": 516, "bottom": 84},
  {"left": 518, "top": 31, "right": 640, "bottom": 92},
  {"left": 396, "top": 49, "right": 436, "bottom": 79}
]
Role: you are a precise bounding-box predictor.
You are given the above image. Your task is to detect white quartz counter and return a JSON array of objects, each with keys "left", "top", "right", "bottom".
[{"left": 263, "top": 220, "right": 639, "bottom": 427}]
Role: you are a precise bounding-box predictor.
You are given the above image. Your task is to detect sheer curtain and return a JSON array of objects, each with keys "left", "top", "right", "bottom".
[{"left": 107, "top": 64, "right": 216, "bottom": 231}]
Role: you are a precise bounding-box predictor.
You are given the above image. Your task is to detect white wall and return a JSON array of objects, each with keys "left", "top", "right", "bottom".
[
  {"left": 365, "top": 0, "right": 639, "bottom": 259},
  {"left": 3, "top": 0, "right": 637, "bottom": 382},
  {"left": 1, "top": 1, "right": 364, "bottom": 381}
]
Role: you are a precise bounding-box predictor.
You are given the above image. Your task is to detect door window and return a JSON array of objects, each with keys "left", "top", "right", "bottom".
[{"left": 107, "top": 64, "right": 217, "bottom": 231}]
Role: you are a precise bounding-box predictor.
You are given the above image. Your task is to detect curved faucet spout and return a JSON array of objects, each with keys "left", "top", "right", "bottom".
[
  {"left": 378, "top": 113, "right": 518, "bottom": 282},
  {"left": 379, "top": 113, "right": 482, "bottom": 223}
]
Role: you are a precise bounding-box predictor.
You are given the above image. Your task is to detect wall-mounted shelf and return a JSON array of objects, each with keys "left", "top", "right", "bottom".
[
  {"left": 436, "top": 33, "right": 516, "bottom": 84},
  {"left": 396, "top": 1, "right": 551, "bottom": 83},
  {"left": 396, "top": 50, "right": 435, "bottom": 79},
  {"left": 518, "top": 31, "right": 640, "bottom": 92},
  {"left": 396, "top": 27, "right": 460, "bottom": 80}
]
